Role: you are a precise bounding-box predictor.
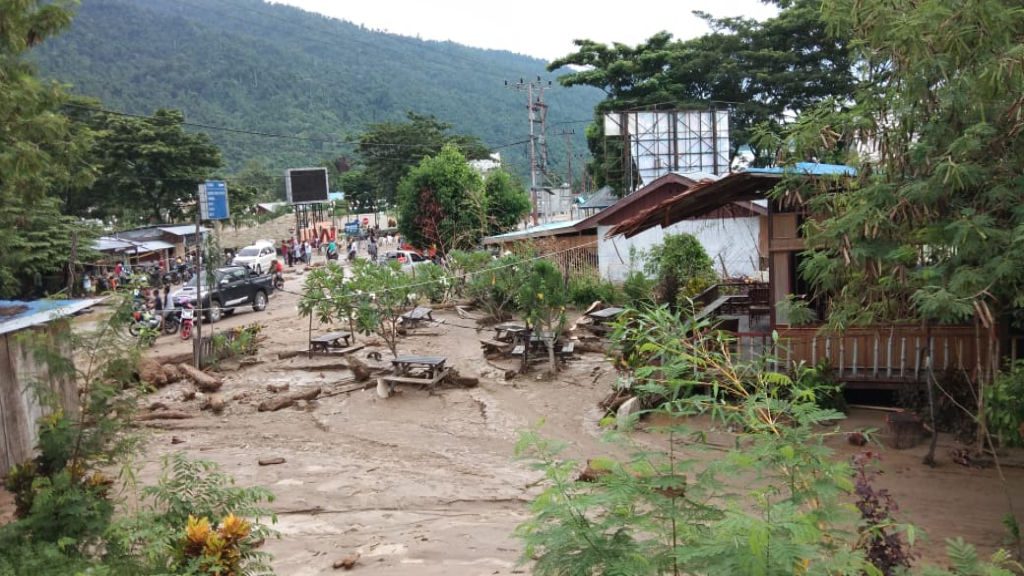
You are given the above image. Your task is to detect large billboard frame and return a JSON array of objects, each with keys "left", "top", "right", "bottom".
[{"left": 285, "top": 167, "right": 330, "bottom": 205}]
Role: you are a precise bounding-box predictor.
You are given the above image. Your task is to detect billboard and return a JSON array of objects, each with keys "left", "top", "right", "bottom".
[
  {"left": 604, "top": 109, "right": 730, "bottom": 189},
  {"left": 199, "top": 180, "right": 230, "bottom": 220},
  {"left": 285, "top": 167, "right": 330, "bottom": 204}
]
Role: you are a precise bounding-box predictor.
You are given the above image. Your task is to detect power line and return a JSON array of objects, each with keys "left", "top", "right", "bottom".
[{"left": 65, "top": 102, "right": 533, "bottom": 154}]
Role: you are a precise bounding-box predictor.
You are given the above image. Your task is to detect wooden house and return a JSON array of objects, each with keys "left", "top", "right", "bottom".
[{"left": 611, "top": 163, "right": 1012, "bottom": 389}]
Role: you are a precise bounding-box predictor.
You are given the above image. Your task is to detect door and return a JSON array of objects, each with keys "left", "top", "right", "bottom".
[{"left": 219, "top": 268, "right": 250, "bottom": 306}]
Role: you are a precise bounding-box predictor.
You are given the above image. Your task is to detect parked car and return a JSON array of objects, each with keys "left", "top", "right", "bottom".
[
  {"left": 231, "top": 241, "right": 277, "bottom": 274},
  {"left": 173, "top": 265, "right": 275, "bottom": 323},
  {"left": 378, "top": 250, "right": 430, "bottom": 272}
]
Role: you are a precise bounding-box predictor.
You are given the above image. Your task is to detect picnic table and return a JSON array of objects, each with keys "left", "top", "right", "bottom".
[
  {"left": 383, "top": 354, "right": 450, "bottom": 391},
  {"left": 401, "top": 306, "right": 434, "bottom": 328},
  {"left": 309, "top": 330, "right": 352, "bottom": 353},
  {"left": 509, "top": 330, "right": 574, "bottom": 359},
  {"left": 585, "top": 306, "right": 624, "bottom": 334}
]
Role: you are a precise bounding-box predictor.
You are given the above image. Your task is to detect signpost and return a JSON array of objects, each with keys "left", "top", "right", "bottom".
[{"left": 194, "top": 181, "right": 230, "bottom": 368}]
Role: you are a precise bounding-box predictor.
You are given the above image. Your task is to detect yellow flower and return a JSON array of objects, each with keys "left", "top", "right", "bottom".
[
  {"left": 203, "top": 532, "right": 228, "bottom": 558},
  {"left": 219, "top": 513, "right": 252, "bottom": 541},
  {"left": 186, "top": 515, "right": 212, "bottom": 546},
  {"left": 537, "top": 292, "right": 544, "bottom": 301}
]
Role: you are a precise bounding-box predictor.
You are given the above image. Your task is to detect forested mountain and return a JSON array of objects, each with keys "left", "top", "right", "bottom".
[{"left": 32, "top": 0, "right": 601, "bottom": 177}]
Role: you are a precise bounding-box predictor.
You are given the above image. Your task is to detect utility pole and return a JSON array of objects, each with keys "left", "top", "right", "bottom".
[
  {"left": 505, "top": 77, "right": 552, "bottom": 226},
  {"left": 553, "top": 128, "right": 576, "bottom": 192}
]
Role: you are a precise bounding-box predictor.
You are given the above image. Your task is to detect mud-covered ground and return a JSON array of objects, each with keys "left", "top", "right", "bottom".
[{"left": 4, "top": 265, "right": 1023, "bottom": 573}]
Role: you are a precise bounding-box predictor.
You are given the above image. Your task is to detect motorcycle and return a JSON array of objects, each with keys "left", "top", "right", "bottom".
[
  {"left": 272, "top": 271, "right": 284, "bottom": 290},
  {"left": 128, "top": 309, "right": 161, "bottom": 337},
  {"left": 178, "top": 299, "right": 196, "bottom": 340},
  {"left": 162, "top": 307, "right": 181, "bottom": 335}
]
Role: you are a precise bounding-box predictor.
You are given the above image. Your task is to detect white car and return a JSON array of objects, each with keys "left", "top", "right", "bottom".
[
  {"left": 232, "top": 243, "right": 277, "bottom": 274},
  {"left": 378, "top": 250, "right": 430, "bottom": 272}
]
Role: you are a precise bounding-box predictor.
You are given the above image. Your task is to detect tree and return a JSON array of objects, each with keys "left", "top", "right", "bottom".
[
  {"left": 396, "top": 144, "right": 487, "bottom": 255},
  {"left": 359, "top": 112, "right": 490, "bottom": 207},
  {"left": 776, "top": 0, "right": 1024, "bottom": 462},
  {"left": 515, "top": 260, "right": 568, "bottom": 374},
  {"left": 548, "top": 1, "right": 854, "bottom": 193},
  {"left": 347, "top": 260, "right": 414, "bottom": 358},
  {"left": 337, "top": 168, "right": 377, "bottom": 216},
  {"left": 644, "top": 233, "right": 717, "bottom": 309},
  {"left": 67, "top": 108, "right": 222, "bottom": 224},
  {"left": 483, "top": 170, "right": 531, "bottom": 234},
  {"left": 0, "top": 0, "right": 99, "bottom": 297}
]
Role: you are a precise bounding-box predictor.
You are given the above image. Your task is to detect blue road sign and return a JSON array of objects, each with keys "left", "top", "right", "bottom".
[{"left": 201, "top": 180, "right": 230, "bottom": 220}]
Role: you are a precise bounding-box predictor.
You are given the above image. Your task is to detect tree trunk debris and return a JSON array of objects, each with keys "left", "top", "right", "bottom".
[
  {"left": 258, "top": 386, "right": 322, "bottom": 412},
  {"left": 178, "top": 363, "right": 223, "bottom": 392}
]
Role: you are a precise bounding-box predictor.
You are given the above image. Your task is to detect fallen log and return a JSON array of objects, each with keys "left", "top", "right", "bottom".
[
  {"left": 161, "top": 364, "right": 182, "bottom": 384},
  {"left": 258, "top": 457, "right": 286, "bottom": 466},
  {"left": 139, "top": 359, "right": 167, "bottom": 387},
  {"left": 178, "top": 363, "right": 223, "bottom": 392},
  {"left": 136, "top": 410, "right": 193, "bottom": 421},
  {"left": 258, "top": 386, "right": 322, "bottom": 412}
]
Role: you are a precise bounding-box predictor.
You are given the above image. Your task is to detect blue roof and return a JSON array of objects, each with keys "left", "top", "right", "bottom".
[
  {"left": 0, "top": 299, "right": 101, "bottom": 336},
  {"left": 483, "top": 219, "right": 583, "bottom": 244},
  {"left": 743, "top": 162, "right": 856, "bottom": 177}
]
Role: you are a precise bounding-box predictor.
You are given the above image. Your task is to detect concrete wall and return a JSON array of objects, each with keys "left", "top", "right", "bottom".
[
  {"left": 0, "top": 321, "right": 79, "bottom": 475},
  {"left": 598, "top": 217, "right": 762, "bottom": 282}
]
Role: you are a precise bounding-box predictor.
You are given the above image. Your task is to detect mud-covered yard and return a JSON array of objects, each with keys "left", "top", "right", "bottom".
[{"left": 7, "top": 267, "right": 1022, "bottom": 574}]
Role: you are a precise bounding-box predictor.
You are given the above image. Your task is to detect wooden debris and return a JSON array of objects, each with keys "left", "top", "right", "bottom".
[
  {"left": 148, "top": 401, "right": 169, "bottom": 412},
  {"left": 178, "top": 363, "right": 223, "bottom": 392},
  {"left": 136, "top": 410, "right": 193, "bottom": 421},
  {"left": 333, "top": 552, "right": 360, "bottom": 570},
  {"left": 258, "top": 457, "right": 286, "bottom": 466},
  {"left": 181, "top": 389, "right": 197, "bottom": 401},
  {"left": 348, "top": 357, "right": 371, "bottom": 382},
  {"left": 171, "top": 436, "right": 185, "bottom": 444},
  {"left": 206, "top": 393, "right": 226, "bottom": 414},
  {"left": 161, "top": 364, "right": 182, "bottom": 384},
  {"left": 139, "top": 358, "right": 167, "bottom": 387},
  {"left": 267, "top": 383, "right": 290, "bottom": 393},
  {"left": 257, "top": 386, "right": 322, "bottom": 412}
]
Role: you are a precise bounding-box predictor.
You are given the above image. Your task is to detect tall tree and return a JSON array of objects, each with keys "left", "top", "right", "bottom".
[
  {"left": 549, "top": 1, "right": 854, "bottom": 193},
  {"left": 483, "top": 170, "right": 531, "bottom": 234},
  {"left": 67, "top": 108, "right": 222, "bottom": 224},
  {"left": 779, "top": 0, "right": 1024, "bottom": 461},
  {"left": 0, "top": 0, "right": 98, "bottom": 297},
  {"left": 396, "top": 144, "right": 486, "bottom": 255},
  {"left": 359, "top": 111, "right": 490, "bottom": 207}
]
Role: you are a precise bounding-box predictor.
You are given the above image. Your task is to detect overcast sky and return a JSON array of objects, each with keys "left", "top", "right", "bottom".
[{"left": 271, "top": 1, "right": 779, "bottom": 61}]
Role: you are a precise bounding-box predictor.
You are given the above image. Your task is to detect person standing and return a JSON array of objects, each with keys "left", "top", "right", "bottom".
[
  {"left": 367, "top": 236, "right": 378, "bottom": 262},
  {"left": 303, "top": 240, "right": 312, "bottom": 265}
]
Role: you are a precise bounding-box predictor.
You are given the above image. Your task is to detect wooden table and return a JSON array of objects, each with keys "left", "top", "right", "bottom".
[
  {"left": 401, "top": 306, "right": 434, "bottom": 328},
  {"left": 493, "top": 322, "right": 526, "bottom": 342},
  {"left": 309, "top": 330, "right": 352, "bottom": 352},
  {"left": 586, "top": 306, "right": 624, "bottom": 334},
  {"left": 384, "top": 355, "right": 449, "bottom": 390}
]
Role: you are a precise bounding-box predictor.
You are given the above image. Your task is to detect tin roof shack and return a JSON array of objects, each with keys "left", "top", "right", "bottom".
[
  {"left": 483, "top": 220, "right": 599, "bottom": 280},
  {"left": 0, "top": 299, "right": 96, "bottom": 475},
  {"left": 610, "top": 164, "right": 1001, "bottom": 389}
]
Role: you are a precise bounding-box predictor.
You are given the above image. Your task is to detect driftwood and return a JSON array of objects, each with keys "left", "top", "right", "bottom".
[
  {"left": 205, "top": 393, "right": 226, "bottom": 414},
  {"left": 161, "top": 364, "right": 183, "bottom": 384},
  {"left": 258, "top": 457, "right": 286, "bottom": 466},
  {"left": 136, "top": 410, "right": 193, "bottom": 421},
  {"left": 333, "top": 553, "right": 360, "bottom": 570},
  {"left": 267, "top": 383, "right": 290, "bottom": 393},
  {"left": 178, "top": 363, "right": 223, "bottom": 392},
  {"left": 258, "top": 386, "right": 322, "bottom": 412},
  {"left": 139, "top": 359, "right": 167, "bottom": 387},
  {"left": 319, "top": 380, "right": 376, "bottom": 399}
]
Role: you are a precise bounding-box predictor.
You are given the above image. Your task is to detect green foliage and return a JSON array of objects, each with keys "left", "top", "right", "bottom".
[
  {"left": 986, "top": 362, "right": 1024, "bottom": 447},
  {"left": 793, "top": 360, "right": 847, "bottom": 413},
  {"left": 622, "top": 270, "right": 657, "bottom": 310},
  {"left": 483, "top": 169, "right": 531, "bottom": 234},
  {"left": 409, "top": 262, "right": 450, "bottom": 304},
  {"left": 548, "top": 1, "right": 854, "bottom": 191},
  {"left": 515, "top": 259, "right": 568, "bottom": 373},
  {"left": 918, "top": 538, "right": 1022, "bottom": 576},
  {"left": 776, "top": 294, "right": 818, "bottom": 326},
  {"left": 567, "top": 275, "right": 622, "bottom": 308},
  {"left": 644, "top": 233, "right": 717, "bottom": 308},
  {"left": 66, "top": 107, "right": 223, "bottom": 224},
  {"left": 776, "top": 0, "right": 1024, "bottom": 328},
  {"left": 446, "top": 249, "right": 494, "bottom": 297},
  {"left": 32, "top": 0, "right": 601, "bottom": 176},
  {"left": 518, "top": 306, "right": 875, "bottom": 575},
  {"left": 0, "top": 0, "right": 100, "bottom": 298},
  {"left": 396, "top": 143, "right": 487, "bottom": 254},
  {"left": 465, "top": 252, "right": 527, "bottom": 322},
  {"left": 347, "top": 259, "right": 415, "bottom": 357}
]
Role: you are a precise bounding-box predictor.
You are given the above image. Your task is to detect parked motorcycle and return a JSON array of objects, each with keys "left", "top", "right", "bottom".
[
  {"left": 128, "top": 309, "right": 161, "bottom": 337},
  {"left": 162, "top": 307, "right": 181, "bottom": 335},
  {"left": 178, "top": 299, "right": 196, "bottom": 340},
  {"left": 272, "top": 271, "right": 284, "bottom": 290}
]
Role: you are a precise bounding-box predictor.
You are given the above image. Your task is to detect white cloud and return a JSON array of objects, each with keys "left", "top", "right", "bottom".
[{"left": 270, "top": 0, "right": 778, "bottom": 61}]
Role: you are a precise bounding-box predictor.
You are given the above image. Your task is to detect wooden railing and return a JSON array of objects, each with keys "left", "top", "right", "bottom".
[{"left": 733, "top": 325, "right": 998, "bottom": 387}]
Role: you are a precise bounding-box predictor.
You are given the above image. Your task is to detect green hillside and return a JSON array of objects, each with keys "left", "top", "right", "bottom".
[{"left": 32, "top": 0, "right": 601, "bottom": 178}]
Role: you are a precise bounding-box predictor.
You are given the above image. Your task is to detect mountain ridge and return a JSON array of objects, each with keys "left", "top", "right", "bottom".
[{"left": 32, "top": 0, "right": 601, "bottom": 176}]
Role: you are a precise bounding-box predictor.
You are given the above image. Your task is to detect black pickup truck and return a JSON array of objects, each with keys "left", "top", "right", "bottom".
[{"left": 172, "top": 265, "right": 275, "bottom": 323}]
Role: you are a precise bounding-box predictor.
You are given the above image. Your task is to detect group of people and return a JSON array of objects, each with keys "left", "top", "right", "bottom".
[
  {"left": 281, "top": 238, "right": 314, "bottom": 267},
  {"left": 278, "top": 228, "right": 401, "bottom": 266}
]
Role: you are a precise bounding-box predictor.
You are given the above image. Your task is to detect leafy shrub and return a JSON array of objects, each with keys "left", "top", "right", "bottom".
[
  {"left": 853, "top": 452, "right": 915, "bottom": 574},
  {"left": 644, "top": 233, "right": 717, "bottom": 307},
  {"left": 621, "top": 270, "right": 656, "bottom": 309},
  {"left": 793, "top": 359, "right": 847, "bottom": 412},
  {"left": 409, "top": 262, "right": 450, "bottom": 303},
  {"left": 986, "top": 361, "right": 1024, "bottom": 447},
  {"left": 567, "top": 275, "right": 622, "bottom": 308},
  {"left": 466, "top": 252, "right": 528, "bottom": 323}
]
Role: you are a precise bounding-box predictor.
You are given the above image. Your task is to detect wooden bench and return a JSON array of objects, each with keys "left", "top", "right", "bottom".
[
  {"left": 480, "top": 338, "right": 511, "bottom": 353},
  {"left": 558, "top": 341, "right": 575, "bottom": 357},
  {"left": 309, "top": 330, "right": 352, "bottom": 353},
  {"left": 400, "top": 306, "right": 434, "bottom": 328},
  {"left": 510, "top": 344, "right": 526, "bottom": 356}
]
